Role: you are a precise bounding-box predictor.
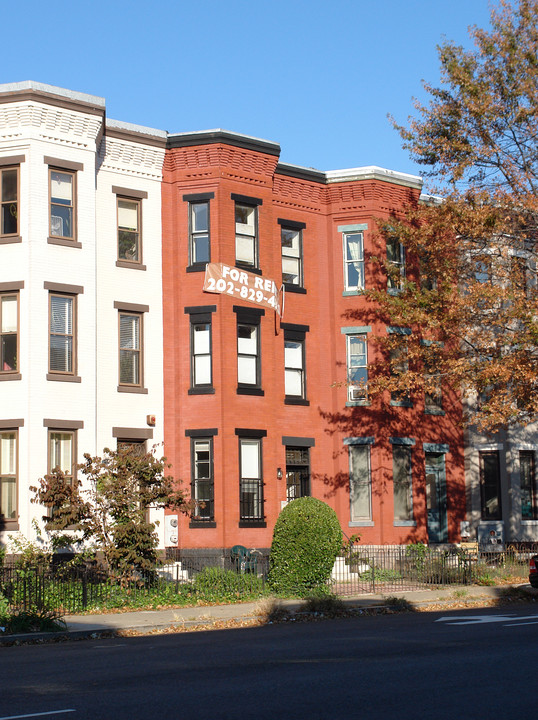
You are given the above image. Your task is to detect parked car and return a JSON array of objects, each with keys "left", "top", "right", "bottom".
[{"left": 529, "top": 556, "right": 538, "bottom": 588}]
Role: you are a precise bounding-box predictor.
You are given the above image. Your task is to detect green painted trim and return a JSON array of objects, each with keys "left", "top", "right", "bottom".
[
  {"left": 341, "top": 326, "right": 372, "bottom": 334},
  {"left": 344, "top": 436, "right": 375, "bottom": 446},
  {"left": 423, "top": 442, "right": 450, "bottom": 453},
  {"left": 338, "top": 223, "right": 368, "bottom": 232},
  {"left": 389, "top": 437, "right": 416, "bottom": 446}
]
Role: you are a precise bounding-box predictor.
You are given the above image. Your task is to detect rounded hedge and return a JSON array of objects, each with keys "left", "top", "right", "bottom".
[{"left": 268, "top": 497, "right": 342, "bottom": 595}]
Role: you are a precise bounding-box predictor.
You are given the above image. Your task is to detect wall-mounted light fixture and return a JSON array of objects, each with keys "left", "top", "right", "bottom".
[{"left": 277, "top": 467, "right": 283, "bottom": 479}]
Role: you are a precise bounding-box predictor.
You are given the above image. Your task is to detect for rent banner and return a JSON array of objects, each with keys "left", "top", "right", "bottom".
[{"left": 203, "top": 262, "right": 282, "bottom": 315}]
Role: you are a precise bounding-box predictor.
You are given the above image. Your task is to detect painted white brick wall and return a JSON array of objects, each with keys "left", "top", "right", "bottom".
[{"left": 0, "top": 89, "right": 167, "bottom": 548}]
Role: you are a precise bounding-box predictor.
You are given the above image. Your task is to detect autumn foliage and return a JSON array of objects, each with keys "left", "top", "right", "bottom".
[{"left": 367, "top": 0, "right": 538, "bottom": 432}]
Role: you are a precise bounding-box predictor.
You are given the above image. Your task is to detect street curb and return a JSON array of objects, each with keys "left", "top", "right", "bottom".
[{"left": 1, "top": 585, "right": 535, "bottom": 645}]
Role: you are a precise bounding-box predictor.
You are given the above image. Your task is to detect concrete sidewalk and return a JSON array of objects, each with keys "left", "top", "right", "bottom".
[{"left": 2, "top": 583, "right": 535, "bottom": 644}]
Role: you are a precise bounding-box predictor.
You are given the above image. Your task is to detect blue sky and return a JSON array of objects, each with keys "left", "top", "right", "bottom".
[{"left": 6, "top": 0, "right": 494, "bottom": 180}]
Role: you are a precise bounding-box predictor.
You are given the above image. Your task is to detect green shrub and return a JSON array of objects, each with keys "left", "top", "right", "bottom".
[
  {"left": 268, "top": 497, "right": 342, "bottom": 596},
  {"left": 193, "top": 567, "right": 265, "bottom": 602}
]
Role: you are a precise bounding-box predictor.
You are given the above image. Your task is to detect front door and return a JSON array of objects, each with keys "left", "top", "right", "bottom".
[{"left": 425, "top": 452, "right": 448, "bottom": 543}]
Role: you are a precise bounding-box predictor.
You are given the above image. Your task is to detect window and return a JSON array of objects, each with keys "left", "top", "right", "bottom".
[
  {"left": 235, "top": 204, "right": 257, "bottom": 267},
  {"left": 0, "top": 430, "right": 17, "bottom": 523},
  {"left": 1, "top": 166, "right": 18, "bottom": 237},
  {"left": 1, "top": 292, "right": 18, "bottom": 373},
  {"left": 119, "top": 312, "right": 142, "bottom": 387},
  {"left": 185, "top": 306, "right": 216, "bottom": 394},
  {"left": 393, "top": 445, "right": 413, "bottom": 522},
  {"left": 235, "top": 306, "right": 264, "bottom": 394},
  {"left": 190, "top": 201, "right": 210, "bottom": 265},
  {"left": 388, "top": 329, "right": 412, "bottom": 406},
  {"left": 480, "top": 451, "right": 502, "bottom": 520},
  {"left": 238, "top": 435, "right": 265, "bottom": 524},
  {"left": 49, "top": 168, "right": 75, "bottom": 240},
  {"left": 117, "top": 439, "right": 147, "bottom": 456},
  {"left": 284, "top": 338, "right": 305, "bottom": 398},
  {"left": 347, "top": 334, "right": 368, "bottom": 402},
  {"left": 191, "top": 438, "right": 214, "bottom": 522},
  {"left": 387, "top": 237, "right": 405, "bottom": 292},
  {"left": 191, "top": 321, "right": 211, "bottom": 388},
  {"left": 238, "top": 324, "right": 258, "bottom": 384},
  {"left": 520, "top": 451, "right": 536, "bottom": 520},
  {"left": 117, "top": 197, "right": 141, "bottom": 263},
  {"left": 235, "top": 200, "right": 258, "bottom": 268},
  {"left": 49, "top": 294, "right": 75, "bottom": 375},
  {"left": 282, "top": 324, "right": 309, "bottom": 404},
  {"left": 285, "top": 446, "right": 310, "bottom": 501},
  {"left": 343, "top": 232, "right": 364, "bottom": 291},
  {"left": 349, "top": 444, "right": 371, "bottom": 522},
  {"left": 424, "top": 372, "right": 443, "bottom": 413},
  {"left": 48, "top": 431, "right": 75, "bottom": 485},
  {"left": 280, "top": 220, "right": 305, "bottom": 288}
]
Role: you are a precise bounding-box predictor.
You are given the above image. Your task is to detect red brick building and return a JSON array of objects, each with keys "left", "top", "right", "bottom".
[{"left": 162, "top": 130, "right": 466, "bottom": 553}]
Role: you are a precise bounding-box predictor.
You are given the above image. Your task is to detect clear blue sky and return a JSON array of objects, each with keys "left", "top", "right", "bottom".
[{"left": 5, "top": 0, "right": 494, "bottom": 179}]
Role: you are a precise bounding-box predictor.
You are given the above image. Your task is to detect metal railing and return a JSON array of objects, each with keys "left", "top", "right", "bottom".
[{"left": 0, "top": 543, "right": 534, "bottom": 614}]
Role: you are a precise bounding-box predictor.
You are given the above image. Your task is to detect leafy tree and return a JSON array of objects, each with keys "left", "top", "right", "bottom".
[
  {"left": 366, "top": 0, "right": 538, "bottom": 431},
  {"left": 31, "top": 445, "right": 188, "bottom": 576}
]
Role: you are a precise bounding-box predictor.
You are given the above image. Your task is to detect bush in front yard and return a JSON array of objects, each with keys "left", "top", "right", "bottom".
[{"left": 268, "top": 498, "right": 342, "bottom": 595}]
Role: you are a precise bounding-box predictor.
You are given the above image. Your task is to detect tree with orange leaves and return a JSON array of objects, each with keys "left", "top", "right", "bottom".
[{"left": 365, "top": 0, "right": 538, "bottom": 432}]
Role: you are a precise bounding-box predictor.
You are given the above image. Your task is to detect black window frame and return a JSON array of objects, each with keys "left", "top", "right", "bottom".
[
  {"left": 234, "top": 305, "right": 264, "bottom": 396},
  {"left": 279, "top": 218, "right": 306, "bottom": 293},
  {"left": 232, "top": 193, "right": 262, "bottom": 271},
  {"left": 236, "top": 428, "right": 266, "bottom": 527},
  {"left": 282, "top": 323, "right": 309, "bottom": 405},
  {"left": 184, "top": 193, "right": 214, "bottom": 272},
  {"left": 187, "top": 431, "right": 217, "bottom": 527},
  {"left": 185, "top": 306, "right": 216, "bottom": 395}
]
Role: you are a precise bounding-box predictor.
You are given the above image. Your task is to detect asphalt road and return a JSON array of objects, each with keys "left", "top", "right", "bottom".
[{"left": 1, "top": 604, "right": 538, "bottom": 720}]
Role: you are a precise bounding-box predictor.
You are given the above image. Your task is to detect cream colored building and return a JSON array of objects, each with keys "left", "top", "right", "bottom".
[{"left": 0, "top": 82, "right": 166, "bottom": 548}]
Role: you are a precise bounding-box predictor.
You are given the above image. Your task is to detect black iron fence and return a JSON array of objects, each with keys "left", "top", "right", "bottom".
[{"left": 0, "top": 543, "right": 535, "bottom": 615}]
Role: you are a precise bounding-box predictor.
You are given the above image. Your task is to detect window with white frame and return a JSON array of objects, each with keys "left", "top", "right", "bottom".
[
  {"left": 393, "top": 444, "right": 413, "bottom": 522},
  {"left": 349, "top": 443, "right": 372, "bottom": 522},
  {"left": 343, "top": 232, "right": 364, "bottom": 291},
  {"left": 49, "top": 168, "right": 75, "bottom": 240},
  {"left": 48, "top": 430, "right": 75, "bottom": 485},
  {"left": 117, "top": 197, "right": 141, "bottom": 263},
  {"left": 0, "top": 430, "right": 17, "bottom": 522},
  {"left": 119, "top": 312, "right": 142, "bottom": 387},
  {"left": 49, "top": 293, "right": 75, "bottom": 375},
  {"left": 346, "top": 334, "right": 368, "bottom": 402},
  {"left": 1, "top": 166, "right": 18, "bottom": 237},
  {"left": 1, "top": 292, "right": 18, "bottom": 373}
]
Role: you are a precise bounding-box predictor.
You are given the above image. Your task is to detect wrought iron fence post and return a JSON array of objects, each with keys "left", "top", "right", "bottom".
[{"left": 82, "top": 570, "right": 88, "bottom": 610}]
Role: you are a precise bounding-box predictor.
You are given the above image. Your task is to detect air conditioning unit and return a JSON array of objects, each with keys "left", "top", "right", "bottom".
[{"left": 349, "top": 386, "right": 364, "bottom": 401}]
